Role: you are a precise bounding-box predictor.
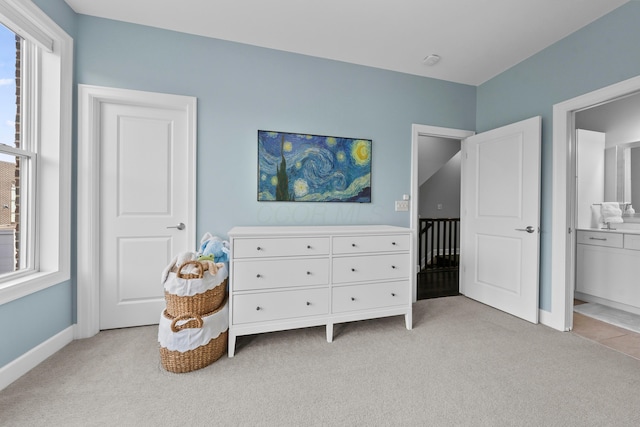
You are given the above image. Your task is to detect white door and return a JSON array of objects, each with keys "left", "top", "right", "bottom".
[
  {"left": 460, "top": 116, "right": 541, "bottom": 323},
  {"left": 98, "top": 92, "right": 196, "bottom": 329}
]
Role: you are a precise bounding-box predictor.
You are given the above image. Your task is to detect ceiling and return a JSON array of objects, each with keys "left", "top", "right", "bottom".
[{"left": 63, "top": 0, "right": 629, "bottom": 86}]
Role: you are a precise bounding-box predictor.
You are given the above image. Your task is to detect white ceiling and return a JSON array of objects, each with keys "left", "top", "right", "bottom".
[{"left": 63, "top": 0, "right": 629, "bottom": 86}]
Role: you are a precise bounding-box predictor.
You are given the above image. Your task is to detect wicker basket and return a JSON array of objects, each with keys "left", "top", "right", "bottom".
[
  {"left": 159, "top": 300, "right": 228, "bottom": 373},
  {"left": 160, "top": 330, "right": 228, "bottom": 373},
  {"left": 164, "top": 279, "right": 227, "bottom": 317},
  {"left": 164, "top": 260, "right": 227, "bottom": 317}
]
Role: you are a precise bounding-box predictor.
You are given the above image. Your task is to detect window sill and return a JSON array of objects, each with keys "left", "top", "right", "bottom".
[{"left": 0, "top": 270, "right": 70, "bottom": 306}]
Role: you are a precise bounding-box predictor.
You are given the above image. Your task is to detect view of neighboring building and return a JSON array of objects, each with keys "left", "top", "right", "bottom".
[{"left": 0, "top": 24, "right": 19, "bottom": 275}]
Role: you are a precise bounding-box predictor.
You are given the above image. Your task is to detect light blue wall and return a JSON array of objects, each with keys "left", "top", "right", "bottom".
[
  {"left": 0, "top": 3, "right": 476, "bottom": 370},
  {"left": 4, "top": 0, "right": 640, "bottom": 372},
  {"left": 32, "top": 0, "right": 76, "bottom": 37},
  {"left": 476, "top": 1, "right": 640, "bottom": 310},
  {"left": 75, "top": 16, "right": 476, "bottom": 239},
  {"left": 0, "top": 283, "right": 73, "bottom": 366}
]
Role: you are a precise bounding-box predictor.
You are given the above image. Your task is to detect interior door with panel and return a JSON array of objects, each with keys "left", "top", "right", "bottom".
[
  {"left": 460, "top": 116, "right": 541, "bottom": 323},
  {"left": 99, "top": 92, "right": 196, "bottom": 329}
]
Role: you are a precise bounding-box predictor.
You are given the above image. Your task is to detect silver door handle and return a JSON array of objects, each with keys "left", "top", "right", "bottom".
[
  {"left": 515, "top": 226, "right": 536, "bottom": 233},
  {"left": 167, "top": 222, "right": 185, "bottom": 230}
]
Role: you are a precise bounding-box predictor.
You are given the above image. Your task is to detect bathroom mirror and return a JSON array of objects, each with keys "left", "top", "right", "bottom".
[
  {"left": 575, "top": 90, "right": 640, "bottom": 223},
  {"left": 617, "top": 142, "right": 640, "bottom": 217}
]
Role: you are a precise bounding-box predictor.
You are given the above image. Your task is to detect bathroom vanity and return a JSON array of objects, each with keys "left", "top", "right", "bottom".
[{"left": 576, "top": 228, "right": 640, "bottom": 315}]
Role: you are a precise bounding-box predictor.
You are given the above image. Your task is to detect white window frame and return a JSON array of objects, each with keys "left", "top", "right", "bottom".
[{"left": 0, "top": 0, "right": 72, "bottom": 305}]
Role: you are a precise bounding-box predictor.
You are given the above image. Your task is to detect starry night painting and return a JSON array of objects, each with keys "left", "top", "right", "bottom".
[{"left": 258, "top": 130, "right": 371, "bottom": 202}]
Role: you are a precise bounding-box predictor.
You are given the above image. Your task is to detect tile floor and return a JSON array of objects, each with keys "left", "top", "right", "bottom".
[{"left": 572, "top": 301, "right": 640, "bottom": 360}]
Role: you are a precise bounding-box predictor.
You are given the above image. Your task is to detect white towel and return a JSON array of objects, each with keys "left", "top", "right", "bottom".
[{"left": 601, "top": 202, "right": 623, "bottom": 224}]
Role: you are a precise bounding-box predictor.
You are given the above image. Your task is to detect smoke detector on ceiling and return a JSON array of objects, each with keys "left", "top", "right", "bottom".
[{"left": 423, "top": 54, "right": 441, "bottom": 66}]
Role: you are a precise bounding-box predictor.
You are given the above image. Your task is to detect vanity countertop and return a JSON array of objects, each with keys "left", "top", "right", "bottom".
[{"left": 578, "top": 227, "right": 640, "bottom": 235}]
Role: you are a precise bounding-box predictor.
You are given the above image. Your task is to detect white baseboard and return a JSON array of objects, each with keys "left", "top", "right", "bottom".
[{"left": 0, "top": 326, "right": 74, "bottom": 391}]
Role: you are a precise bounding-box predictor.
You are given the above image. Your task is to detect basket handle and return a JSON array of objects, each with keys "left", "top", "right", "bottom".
[
  {"left": 170, "top": 313, "right": 204, "bottom": 332},
  {"left": 177, "top": 260, "right": 204, "bottom": 279}
]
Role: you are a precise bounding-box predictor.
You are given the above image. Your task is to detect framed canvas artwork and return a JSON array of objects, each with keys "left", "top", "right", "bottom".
[{"left": 258, "top": 130, "right": 371, "bottom": 202}]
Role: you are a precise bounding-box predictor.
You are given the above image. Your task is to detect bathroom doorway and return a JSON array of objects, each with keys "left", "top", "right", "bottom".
[
  {"left": 551, "top": 75, "right": 640, "bottom": 332},
  {"left": 571, "top": 91, "right": 640, "bottom": 335}
]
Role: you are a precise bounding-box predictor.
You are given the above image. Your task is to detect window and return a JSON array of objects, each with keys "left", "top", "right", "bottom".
[
  {"left": 0, "top": 1, "right": 72, "bottom": 304},
  {"left": 0, "top": 25, "right": 31, "bottom": 276}
]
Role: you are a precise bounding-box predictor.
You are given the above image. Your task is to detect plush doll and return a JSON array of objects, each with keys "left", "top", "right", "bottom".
[
  {"left": 196, "top": 254, "right": 219, "bottom": 274},
  {"left": 161, "top": 251, "right": 197, "bottom": 283},
  {"left": 199, "top": 232, "right": 230, "bottom": 263}
]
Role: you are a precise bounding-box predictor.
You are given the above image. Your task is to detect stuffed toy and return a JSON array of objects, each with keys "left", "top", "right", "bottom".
[
  {"left": 161, "top": 251, "right": 197, "bottom": 283},
  {"left": 196, "top": 254, "right": 219, "bottom": 274},
  {"left": 199, "top": 232, "right": 230, "bottom": 263}
]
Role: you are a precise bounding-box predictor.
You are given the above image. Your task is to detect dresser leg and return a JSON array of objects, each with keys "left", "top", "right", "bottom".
[
  {"left": 228, "top": 333, "right": 236, "bottom": 357},
  {"left": 405, "top": 311, "right": 413, "bottom": 330},
  {"left": 326, "top": 323, "right": 333, "bottom": 342}
]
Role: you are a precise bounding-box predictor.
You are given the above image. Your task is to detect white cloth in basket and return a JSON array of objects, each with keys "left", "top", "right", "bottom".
[
  {"left": 163, "top": 263, "right": 228, "bottom": 297},
  {"left": 158, "top": 301, "right": 228, "bottom": 352}
]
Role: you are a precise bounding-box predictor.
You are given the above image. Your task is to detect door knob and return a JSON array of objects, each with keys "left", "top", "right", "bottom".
[
  {"left": 167, "top": 222, "right": 185, "bottom": 230},
  {"left": 515, "top": 226, "right": 536, "bottom": 234}
]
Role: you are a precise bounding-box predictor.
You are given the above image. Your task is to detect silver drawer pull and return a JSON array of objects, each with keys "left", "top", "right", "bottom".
[
  {"left": 392, "top": 242, "right": 397, "bottom": 246},
  {"left": 307, "top": 245, "right": 312, "bottom": 249},
  {"left": 306, "top": 301, "right": 311, "bottom": 306},
  {"left": 351, "top": 243, "right": 356, "bottom": 247},
  {"left": 256, "top": 306, "right": 261, "bottom": 311},
  {"left": 589, "top": 237, "right": 607, "bottom": 241},
  {"left": 306, "top": 271, "right": 311, "bottom": 275},
  {"left": 351, "top": 268, "right": 356, "bottom": 272},
  {"left": 391, "top": 293, "right": 396, "bottom": 297},
  {"left": 351, "top": 297, "right": 356, "bottom": 301},
  {"left": 256, "top": 274, "right": 262, "bottom": 278},
  {"left": 256, "top": 246, "right": 262, "bottom": 251},
  {"left": 391, "top": 265, "right": 397, "bottom": 269}
]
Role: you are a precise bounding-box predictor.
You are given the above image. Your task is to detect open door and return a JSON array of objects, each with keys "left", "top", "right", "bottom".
[{"left": 460, "top": 116, "right": 541, "bottom": 323}]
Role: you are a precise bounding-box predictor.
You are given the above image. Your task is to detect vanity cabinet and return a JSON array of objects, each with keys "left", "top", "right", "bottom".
[
  {"left": 227, "top": 225, "right": 413, "bottom": 357},
  {"left": 576, "top": 229, "right": 640, "bottom": 314}
]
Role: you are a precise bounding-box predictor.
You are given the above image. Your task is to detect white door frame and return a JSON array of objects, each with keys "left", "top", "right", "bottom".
[
  {"left": 550, "top": 75, "right": 640, "bottom": 332},
  {"left": 410, "top": 124, "right": 475, "bottom": 301},
  {"left": 75, "top": 85, "right": 197, "bottom": 339}
]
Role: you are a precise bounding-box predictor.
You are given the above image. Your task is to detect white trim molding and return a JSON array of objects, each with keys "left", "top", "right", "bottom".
[
  {"left": 0, "top": 326, "right": 73, "bottom": 391},
  {"left": 76, "top": 85, "right": 197, "bottom": 339},
  {"left": 550, "top": 75, "right": 640, "bottom": 332},
  {"left": 0, "top": 0, "right": 73, "bottom": 305},
  {"left": 410, "top": 124, "right": 474, "bottom": 302}
]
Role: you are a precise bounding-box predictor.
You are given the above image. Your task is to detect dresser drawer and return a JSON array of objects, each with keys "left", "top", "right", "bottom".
[
  {"left": 233, "top": 288, "right": 329, "bottom": 324},
  {"left": 332, "top": 234, "right": 409, "bottom": 254},
  {"left": 624, "top": 234, "right": 640, "bottom": 251},
  {"left": 332, "top": 281, "right": 409, "bottom": 313},
  {"left": 233, "top": 237, "right": 330, "bottom": 259},
  {"left": 332, "top": 253, "right": 409, "bottom": 284},
  {"left": 233, "top": 258, "right": 329, "bottom": 291},
  {"left": 577, "top": 230, "right": 623, "bottom": 248}
]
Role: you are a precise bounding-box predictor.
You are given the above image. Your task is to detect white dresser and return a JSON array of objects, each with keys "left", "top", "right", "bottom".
[{"left": 227, "top": 225, "right": 413, "bottom": 357}]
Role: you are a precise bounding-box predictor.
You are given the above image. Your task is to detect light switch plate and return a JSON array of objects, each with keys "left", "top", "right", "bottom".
[{"left": 395, "top": 200, "right": 409, "bottom": 211}]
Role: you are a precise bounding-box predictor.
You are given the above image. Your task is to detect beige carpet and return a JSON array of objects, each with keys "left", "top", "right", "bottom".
[{"left": 2, "top": 296, "right": 640, "bottom": 426}]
